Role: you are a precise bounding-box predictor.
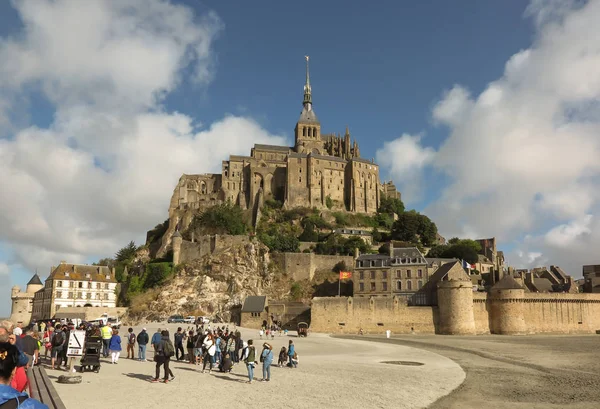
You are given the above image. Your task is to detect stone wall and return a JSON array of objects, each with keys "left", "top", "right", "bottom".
[
  {"left": 53, "top": 306, "right": 128, "bottom": 321},
  {"left": 273, "top": 253, "right": 354, "bottom": 281},
  {"left": 179, "top": 235, "right": 252, "bottom": 264},
  {"left": 311, "top": 292, "right": 600, "bottom": 335}
]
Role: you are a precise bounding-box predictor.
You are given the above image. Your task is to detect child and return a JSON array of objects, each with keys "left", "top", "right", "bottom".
[
  {"left": 292, "top": 351, "right": 299, "bottom": 367},
  {"left": 277, "top": 346, "right": 287, "bottom": 367}
]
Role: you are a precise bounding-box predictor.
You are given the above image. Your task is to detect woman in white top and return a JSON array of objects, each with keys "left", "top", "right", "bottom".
[{"left": 201, "top": 334, "right": 216, "bottom": 373}]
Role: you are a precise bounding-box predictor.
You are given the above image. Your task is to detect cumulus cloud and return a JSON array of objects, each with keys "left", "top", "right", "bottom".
[
  {"left": 0, "top": 0, "right": 284, "bottom": 289},
  {"left": 375, "top": 133, "right": 435, "bottom": 203},
  {"left": 378, "top": 0, "right": 600, "bottom": 275}
]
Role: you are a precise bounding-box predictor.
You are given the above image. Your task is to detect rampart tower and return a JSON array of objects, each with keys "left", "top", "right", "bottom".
[
  {"left": 437, "top": 278, "right": 476, "bottom": 335},
  {"left": 490, "top": 275, "right": 527, "bottom": 335}
]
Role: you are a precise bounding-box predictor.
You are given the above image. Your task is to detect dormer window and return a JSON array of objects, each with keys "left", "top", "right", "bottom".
[
  {"left": 85, "top": 273, "right": 90, "bottom": 279},
  {"left": 106, "top": 275, "right": 110, "bottom": 280},
  {"left": 65, "top": 272, "right": 70, "bottom": 277}
]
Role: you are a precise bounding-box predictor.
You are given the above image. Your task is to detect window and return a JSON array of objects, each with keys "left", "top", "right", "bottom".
[
  {"left": 85, "top": 273, "right": 90, "bottom": 278},
  {"left": 65, "top": 272, "right": 70, "bottom": 277},
  {"left": 370, "top": 271, "right": 375, "bottom": 279},
  {"left": 396, "top": 281, "right": 402, "bottom": 291},
  {"left": 55, "top": 291, "right": 62, "bottom": 299},
  {"left": 104, "top": 293, "right": 109, "bottom": 300},
  {"left": 88, "top": 282, "right": 92, "bottom": 289},
  {"left": 96, "top": 283, "right": 101, "bottom": 289},
  {"left": 57, "top": 281, "right": 63, "bottom": 287},
  {"left": 370, "top": 282, "right": 376, "bottom": 291},
  {"left": 407, "top": 281, "right": 412, "bottom": 290},
  {"left": 382, "top": 271, "right": 387, "bottom": 279},
  {"left": 96, "top": 293, "right": 101, "bottom": 300},
  {"left": 359, "top": 271, "right": 364, "bottom": 280},
  {"left": 77, "top": 292, "right": 83, "bottom": 299},
  {"left": 69, "top": 281, "right": 74, "bottom": 288},
  {"left": 86, "top": 293, "right": 92, "bottom": 299},
  {"left": 68, "top": 292, "right": 74, "bottom": 299},
  {"left": 78, "top": 282, "right": 83, "bottom": 288},
  {"left": 382, "top": 282, "right": 388, "bottom": 291},
  {"left": 359, "top": 283, "right": 364, "bottom": 292},
  {"left": 406, "top": 270, "right": 412, "bottom": 278},
  {"left": 396, "top": 270, "right": 401, "bottom": 278},
  {"left": 418, "top": 280, "right": 423, "bottom": 289},
  {"left": 105, "top": 283, "right": 110, "bottom": 290},
  {"left": 417, "top": 269, "right": 423, "bottom": 278},
  {"left": 299, "top": 177, "right": 302, "bottom": 183}
]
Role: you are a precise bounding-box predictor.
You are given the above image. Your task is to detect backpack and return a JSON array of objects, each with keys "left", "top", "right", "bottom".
[
  {"left": 51, "top": 331, "right": 64, "bottom": 347},
  {"left": 0, "top": 396, "right": 28, "bottom": 409},
  {"left": 128, "top": 333, "right": 136, "bottom": 345},
  {"left": 162, "top": 340, "right": 175, "bottom": 357}
]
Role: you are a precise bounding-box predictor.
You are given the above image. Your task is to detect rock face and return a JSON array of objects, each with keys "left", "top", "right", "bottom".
[{"left": 130, "top": 239, "right": 287, "bottom": 323}]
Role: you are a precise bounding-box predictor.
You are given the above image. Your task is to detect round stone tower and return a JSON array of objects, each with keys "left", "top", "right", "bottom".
[
  {"left": 172, "top": 230, "right": 183, "bottom": 265},
  {"left": 25, "top": 273, "right": 44, "bottom": 294},
  {"left": 437, "top": 279, "right": 476, "bottom": 335},
  {"left": 490, "top": 275, "right": 527, "bottom": 335}
]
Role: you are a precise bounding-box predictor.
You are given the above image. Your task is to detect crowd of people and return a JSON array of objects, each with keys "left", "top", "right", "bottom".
[{"left": 0, "top": 316, "right": 301, "bottom": 408}]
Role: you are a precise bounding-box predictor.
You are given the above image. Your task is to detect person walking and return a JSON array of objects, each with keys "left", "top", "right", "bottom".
[
  {"left": 50, "top": 325, "right": 65, "bottom": 370},
  {"left": 109, "top": 329, "right": 122, "bottom": 364},
  {"left": 173, "top": 327, "right": 185, "bottom": 361},
  {"left": 136, "top": 328, "right": 149, "bottom": 362},
  {"left": 260, "top": 342, "right": 273, "bottom": 382},
  {"left": 126, "top": 328, "right": 136, "bottom": 359},
  {"left": 242, "top": 340, "right": 256, "bottom": 384},
  {"left": 287, "top": 340, "right": 296, "bottom": 368},
  {"left": 100, "top": 323, "right": 112, "bottom": 358},
  {"left": 201, "top": 333, "right": 216, "bottom": 374},
  {"left": 152, "top": 330, "right": 175, "bottom": 383}
]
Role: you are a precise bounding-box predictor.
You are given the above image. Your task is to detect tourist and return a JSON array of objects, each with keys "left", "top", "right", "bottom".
[
  {"left": 20, "top": 329, "right": 39, "bottom": 367},
  {"left": 277, "top": 346, "right": 287, "bottom": 367},
  {"left": 136, "top": 328, "right": 149, "bottom": 362},
  {"left": 42, "top": 326, "right": 53, "bottom": 361},
  {"left": 109, "top": 329, "right": 122, "bottom": 364},
  {"left": 287, "top": 340, "right": 296, "bottom": 368},
  {"left": 126, "top": 328, "right": 136, "bottom": 359},
  {"left": 59, "top": 324, "right": 71, "bottom": 368},
  {"left": 234, "top": 333, "right": 243, "bottom": 363},
  {"left": 260, "top": 342, "right": 273, "bottom": 382},
  {"left": 193, "top": 331, "right": 203, "bottom": 365},
  {"left": 242, "top": 340, "right": 256, "bottom": 384},
  {"left": 0, "top": 342, "right": 48, "bottom": 408},
  {"left": 151, "top": 328, "right": 162, "bottom": 356},
  {"left": 219, "top": 352, "right": 233, "bottom": 373},
  {"left": 214, "top": 333, "right": 222, "bottom": 365},
  {"left": 226, "top": 334, "right": 236, "bottom": 364},
  {"left": 259, "top": 329, "right": 263, "bottom": 339},
  {"left": 292, "top": 351, "right": 299, "bottom": 367},
  {"left": 174, "top": 327, "right": 185, "bottom": 361},
  {"left": 152, "top": 330, "right": 175, "bottom": 383},
  {"left": 186, "top": 330, "right": 195, "bottom": 364},
  {"left": 100, "top": 323, "right": 112, "bottom": 357},
  {"left": 201, "top": 333, "right": 216, "bottom": 374},
  {"left": 50, "top": 325, "right": 65, "bottom": 370}
]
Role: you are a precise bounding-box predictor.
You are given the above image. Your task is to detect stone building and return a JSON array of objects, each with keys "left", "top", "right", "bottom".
[
  {"left": 239, "top": 296, "right": 268, "bottom": 328},
  {"left": 475, "top": 237, "right": 505, "bottom": 283},
  {"left": 159, "top": 57, "right": 399, "bottom": 255},
  {"left": 353, "top": 244, "right": 457, "bottom": 303},
  {"left": 582, "top": 265, "right": 600, "bottom": 293},
  {"left": 31, "top": 262, "right": 118, "bottom": 320},
  {"left": 10, "top": 274, "right": 44, "bottom": 326}
]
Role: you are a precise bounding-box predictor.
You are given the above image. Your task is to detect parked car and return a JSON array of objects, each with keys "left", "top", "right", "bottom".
[
  {"left": 184, "top": 316, "right": 196, "bottom": 324},
  {"left": 167, "top": 315, "right": 185, "bottom": 323}
]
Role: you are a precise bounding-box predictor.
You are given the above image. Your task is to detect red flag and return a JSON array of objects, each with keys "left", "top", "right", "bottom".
[{"left": 339, "top": 271, "right": 352, "bottom": 280}]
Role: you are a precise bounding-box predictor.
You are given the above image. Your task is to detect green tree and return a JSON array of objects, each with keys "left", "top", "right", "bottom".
[
  {"left": 115, "top": 241, "right": 138, "bottom": 264},
  {"left": 390, "top": 210, "right": 438, "bottom": 246},
  {"left": 378, "top": 196, "right": 405, "bottom": 216},
  {"left": 290, "top": 281, "right": 303, "bottom": 301},
  {"left": 325, "top": 195, "right": 333, "bottom": 209},
  {"left": 144, "top": 262, "right": 173, "bottom": 288}
]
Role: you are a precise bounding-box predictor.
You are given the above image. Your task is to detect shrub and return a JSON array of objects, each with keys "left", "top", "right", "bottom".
[
  {"left": 189, "top": 203, "right": 248, "bottom": 235},
  {"left": 325, "top": 195, "right": 333, "bottom": 209}
]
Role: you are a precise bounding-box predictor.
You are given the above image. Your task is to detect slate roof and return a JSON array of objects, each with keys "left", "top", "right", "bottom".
[
  {"left": 356, "top": 254, "right": 389, "bottom": 261},
  {"left": 492, "top": 275, "right": 524, "bottom": 290},
  {"left": 49, "top": 263, "right": 116, "bottom": 283},
  {"left": 253, "top": 144, "right": 291, "bottom": 153},
  {"left": 27, "top": 274, "right": 43, "bottom": 286},
  {"left": 392, "top": 247, "right": 423, "bottom": 259},
  {"left": 526, "top": 277, "right": 554, "bottom": 293},
  {"left": 298, "top": 106, "right": 319, "bottom": 124},
  {"left": 425, "top": 258, "right": 458, "bottom": 267},
  {"left": 241, "top": 296, "right": 267, "bottom": 313},
  {"left": 427, "top": 261, "right": 469, "bottom": 284}
]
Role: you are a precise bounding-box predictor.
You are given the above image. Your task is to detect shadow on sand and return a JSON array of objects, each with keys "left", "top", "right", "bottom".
[{"left": 123, "top": 373, "right": 155, "bottom": 382}]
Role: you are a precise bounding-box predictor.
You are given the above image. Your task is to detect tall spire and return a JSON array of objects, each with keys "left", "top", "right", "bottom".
[{"left": 303, "top": 55, "right": 312, "bottom": 109}]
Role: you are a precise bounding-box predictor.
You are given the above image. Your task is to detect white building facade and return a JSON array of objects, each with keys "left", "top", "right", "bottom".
[{"left": 32, "top": 262, "right": 118, "bottom": 320}]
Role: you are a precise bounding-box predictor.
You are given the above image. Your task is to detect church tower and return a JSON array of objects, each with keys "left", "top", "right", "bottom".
[{"left": 294, "top": 56, "right": 323, "bottom": 154}]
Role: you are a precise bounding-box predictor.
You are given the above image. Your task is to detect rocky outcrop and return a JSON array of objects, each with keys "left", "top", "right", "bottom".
[{"left": 127, "top": 238, "right": 289, "bottom": 323}]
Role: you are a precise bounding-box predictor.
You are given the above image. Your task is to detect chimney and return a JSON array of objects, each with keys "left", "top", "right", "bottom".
[{"left": 111, "top": 267, "right": 116, "bottom": 276}]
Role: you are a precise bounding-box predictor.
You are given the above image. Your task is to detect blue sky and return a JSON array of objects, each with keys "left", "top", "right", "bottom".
[{"left": 2, "top": 0, "right": 599, "bottom": 317}]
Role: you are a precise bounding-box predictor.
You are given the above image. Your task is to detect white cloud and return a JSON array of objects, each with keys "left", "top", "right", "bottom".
[
  {"left": 0, "top": 0, "right": 284, "bottom": 292},
  {"left": 378, "top": 0, "right": 600, "bottom": 276},
  {"left": 375, "top": 133, "right": 435, "bottom": 203}
]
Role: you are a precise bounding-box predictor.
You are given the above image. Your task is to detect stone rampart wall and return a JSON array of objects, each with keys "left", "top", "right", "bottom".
[
  {"left": 179, "top": 235, "right": 252, "bottom": 264},
  {"left": 311, "top": 292, "right": 600, "bottom": 335},
  {"left": 273, "top": 253, "right": 354, "bottom": 281}
]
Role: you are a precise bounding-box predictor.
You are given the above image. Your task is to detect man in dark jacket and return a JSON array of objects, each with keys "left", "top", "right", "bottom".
[
  {"left": 136, "top": 328, "right": 149, "bottom": 362},
  {"left": 152, "top": 330, "right": 175, "bottom": 383},
  {"left": 173, "top": 327, "right": 185, "bottom": 361}
]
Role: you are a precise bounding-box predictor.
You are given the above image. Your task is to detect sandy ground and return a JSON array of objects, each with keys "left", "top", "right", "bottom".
[
  {"left": 337, "top": 334, "right": 600, "bottom": 409},
  {"left": 48, "top": 323, "right": 464, "bottom": 409}
]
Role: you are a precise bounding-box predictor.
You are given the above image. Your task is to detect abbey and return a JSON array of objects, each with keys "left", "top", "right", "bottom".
[{"left": 168, "top": 57, "right": 400, "bottom": 219}]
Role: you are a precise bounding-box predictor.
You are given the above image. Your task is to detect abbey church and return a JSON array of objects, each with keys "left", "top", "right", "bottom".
[{"left": 168, "top": 57, "right": 400, "bottom": 219}]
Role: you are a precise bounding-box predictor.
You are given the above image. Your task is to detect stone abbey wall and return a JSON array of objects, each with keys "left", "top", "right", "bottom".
[
  {"left": 311, "top": 290, "right": 600, "bottom": 335},
  {"left": 272, "top": 252, "right": 354, "bottom": 281},
  {"left": 178, "top": 235, "right": 252, "bottom": 264}
]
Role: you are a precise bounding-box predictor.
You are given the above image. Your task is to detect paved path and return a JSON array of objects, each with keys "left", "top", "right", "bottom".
[{"left": 49, "top": 324, "right": 464, "bottom": 409}]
